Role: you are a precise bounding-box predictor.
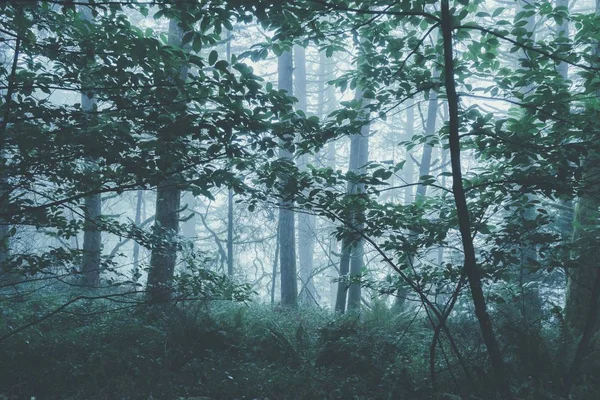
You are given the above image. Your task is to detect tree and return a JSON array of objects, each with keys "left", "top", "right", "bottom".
[
  {"left": 335, "top": 41, "right": 370, "bottom": 313},
  {"left": 563, "top": 0, "right": 600, "bottom": 392},
  {"left": 295, "top": 44, "right": 318, "bottom": 305},
  {"left": 277, "top": 49, "right": 298, "bottom": 308},
  {"left": 440, "top": 1, "right": 508, "bottom": 390},
  {"left": 79, "top": 0, "right": 102, "bottom": 287},
  {"left": 145, "top": 17, "right": 188, "bottom": 304}
]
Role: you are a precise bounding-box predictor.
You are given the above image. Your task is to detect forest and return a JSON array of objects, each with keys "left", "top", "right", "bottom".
[{"left": 0, "top": 0, "right": 599, "bottom": 398}]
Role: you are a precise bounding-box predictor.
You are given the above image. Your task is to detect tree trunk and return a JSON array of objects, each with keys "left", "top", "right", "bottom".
[
  {"left": 338, "top": 79, "right": 370, "bottom": 312},
  {"left": 180, "top": 191, "right": 196, "bottom": 240},
  {"left": 563, "top": 5, "right": 600, "bottom": 392},
  {"left": 79, "top": 2, "right": 102, "bottom": 287},
  {"left": 415, "top": 71, "right": 439, "bottom": 200},
  {"left": 277, "top": 50, "right": 298, "bottom": 308},
  {"left": 146, "top": 18, "right": 188, "bottom": 304},
  {"left": 271, "top": 226, "right": 280, "bottom": 306},
  {"left": 441, "top": 0, "right": 509, "bottom": 392},
  {"left": 132, "top": 190, "right": 143, "bottom": 282},
  {"left": 147, "top": 183, "right": 181, "bottom": 303},
  {"left": 404, "top": 99, "right": 415, "bottom": 206},
  {"left": 227, "top": 188, "right": 234, "bottom": 277},
  {"left": 225, "top": 28, "right": 234, "bottom": 278},
  {"left": 517, "top": 2, "right": 542, "bottom": 328},
  {"left": 0, "top": 32, "right": 19, "bottom": 274},
  {"left": 295, "top": 45, "right": 317, "bottom": 306}
]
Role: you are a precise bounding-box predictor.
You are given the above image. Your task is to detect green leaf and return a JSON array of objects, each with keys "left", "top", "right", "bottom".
[{"left": 208, "top": 50, "right": 218, "bottom": 65}]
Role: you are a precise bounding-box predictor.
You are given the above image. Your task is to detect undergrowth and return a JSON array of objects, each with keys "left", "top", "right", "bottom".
[{"left": 0, "top": 294, "right": 597, "bottom": 399}]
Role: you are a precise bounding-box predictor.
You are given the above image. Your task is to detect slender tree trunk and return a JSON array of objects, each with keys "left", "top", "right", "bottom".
[
  {"left": 180, "top": 191, "right": 196, "bottom": 240},
  {"left": 79, "top": 2, "right": 102, "bottom": 287},
  {"left": 226, "top": 28, "right": 234, "bottom": 278},
  {"left": 132, "top": 190, "right": 143, "bottom": 282},
  {"left": 517, "top": 2, "right": 542, "bottom": 327},
  {"left": 441, "top": 1, "right": 509, "bottom": 392},
  {"left": 146, "top": 19, "right": 188, "bottom": 304},
  {"left": 295, "top": 45, "right": 317, "bottom": 305},
  {"left": 415, "top": 72, "right": 439, "bottom": 200},
  {"left": 404, "top": 99, "right": 415, "bottom": 206},
  {"left": 271, "top": 227, "right": 280, "bottom": 306},
  {"left": 277, "top": 50, "right": 298, "bottom": 308},
  {"left": 227, "top": 188, "right": 234, "bottom": 277},
  {"left": 562, "top": 1, "right": 600, "bottom": 383},
  {"left": 0, "top": 32, "right": 19, "bottom": 271},
  {"left": 341, "top": 86, "right": 370, "bottom": 312}
]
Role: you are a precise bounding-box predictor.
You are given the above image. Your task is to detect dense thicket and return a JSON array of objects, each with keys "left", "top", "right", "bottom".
[{"left": 1, "top": 0, "right": 599, "bottom": 398}]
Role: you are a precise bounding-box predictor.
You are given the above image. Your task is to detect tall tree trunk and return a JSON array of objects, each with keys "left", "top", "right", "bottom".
[
  {"left": 227, "top": 188, "right": 234, "bottom": 277},
  {"left": 564, "top": 0, "right": 600, "bottom": 366},
  {"left": 132, "top": 190, "right": 143, "bottom": 282},
  {"left": 0, "top": 32, "right": 19, "bottom": 271},
  {"left": 180, "top": 191, "right": 196, "bottom": 240},
  {"left": 404, "top": 99, "right": 415, "bottom": 206},
  {"left": 226, "top": 28, "right": 234, "bottom": 278},
  {"left": 277, "top": 50, "right": 298, "bottom": 308},
  {"left": 146, "top": 19, "right": 188, "bottom": 304},
  {"left": 441, "top": 0, "right": 509, "bottom": 392},
  {"left": 395, "top": 83, "right": 439, "bottom": 309},
  {"left": 415, "top": 72, "right": 439, "bottom": 200},
  {"left": 516, "top": 1, "right": 542, "bottom": 328},
  {"left": 555, "top": 0, "right": 575, "bottom": 241},
  {"left": 271, "top": 227, "right": 280, "bottom": 306},
  {"left": 338, "top": 86, "right": 370, "bottom": 312},
  {"left": 295, "top": 45, "right": 317, "bottom": 306},
  {"left": 80, "top": 2, "right": 102, "bottom": 287}
]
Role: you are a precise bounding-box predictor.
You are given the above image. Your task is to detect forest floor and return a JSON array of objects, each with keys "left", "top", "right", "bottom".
[{"left": 0, "top": 294, "right": 597, "bottom": 400}]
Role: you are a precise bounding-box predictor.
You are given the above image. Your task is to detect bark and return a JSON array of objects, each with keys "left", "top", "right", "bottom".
[
  {"left": 79, "top": 2, "right": 102, "bottom": 287},
  {"left": 415, "top": 72, "right": 439, "bottom": 200},
  {"left": 226, "top": 28, "right": 234, "bottom": 278},
  {"left": 565, "top": 164, "right": 600, "bottom": 334},
  {"left": 146, "top": 18, "right": 188, "bottom": 304},
  {"left": 227, "top": 188, "right": 234, "bottom": 277},
  {"left": 180, "top": 191, "right": 196, "bottom": 239},
  {"left": 339, "top": 85, "right": 370, "bottom": 312},
  {"left": 404, "top": 99, "right": 415, "bottom": 206},
  {"left": 277, "top": 50, "right": 298, "bottom": 308},
  {"left": 563, "top": 4, "right": 600, "bottom": 393},
  {"left": 516, "top": 3, "right": 542, "bottom": 327},
  {"left": 0, "top": 32, "right": 19, "bottom": 271},
  {"left": 441, "top": 0, "right": 509, "bottom": 392},
  {"left": 132, "top": 190, "right": 143, "bottom": 281},
  {"left": 295, "top": 45, "right": 317, "bottom": 305},
  {"left": 271, "top": 227, "right": 280, "bottom": 306},
  {"left": 81, "top": 194, "right": 101, "bottom": 286},
  {"left": 335, "top": 240, "right": 351, "bottom": 313},
  {"left": 555, "top": 0, "right": 574, "bottom": 241}
]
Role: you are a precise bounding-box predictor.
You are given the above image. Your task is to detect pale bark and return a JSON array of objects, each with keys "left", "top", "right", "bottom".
[
  {"left": 80, "top": 2, "right": 102, "bottom": 287},
  {"left": 0, "top": 32, "right": 18, "bottom": 271},
  {"left": 180, "top": 191, "right": 196, "bottom": 239},
  {"left": 226, "top": 28, "right": 234, "bottom": 278},
  {"left": 565, "top": 0, "right": 600, "bottom": 341},
  {"left": 336, "top": 82, "right": 370, "bottom": 313},
  {"left": 227, "top": 188, "right": 234, "bottom": 277},
  {"left": 415, "top": 73, "right": 439, "bottom": 200},
  {"left": 132, "top": 190, "right": 143, "bottom": 281},
  {"left": 403, "top": 99, "right": 415, "bottom": 206},
  {"left": 516, "top": 2, "right": 542, "bottom": 326},
  {"left": 295, "top": 45, "right": 317, "bottom": 306},
  {"left": 563, "top": 4, "right": 600, "bottom": 393},
  {"left": 277, "top": 50, "right": 298, "bottom": 308}
]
